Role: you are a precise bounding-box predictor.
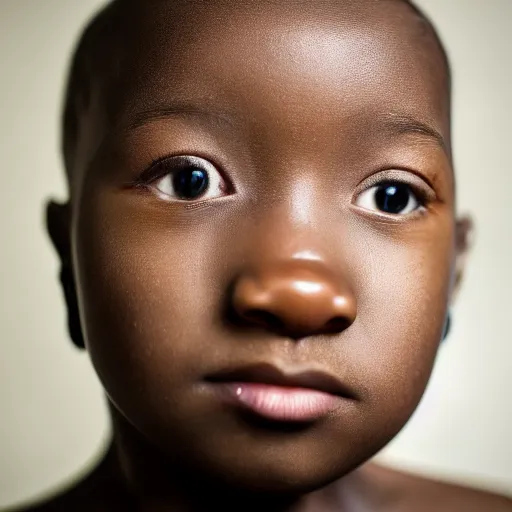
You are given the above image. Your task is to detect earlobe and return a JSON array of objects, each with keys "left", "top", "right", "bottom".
[
  {"left": 46, "top": 201, "right": 71, "bottom": 264},
  {"left": 450, "top": 215, "right": 474, "bottom": 305},
  {"left": 442, "top": 216, "right": 472, "bottom": 345},
  {"left": 441, "top": 312, "right": 451, "bottom": 342},
  {"left": 46, "top": 200, "right": 86, "bottom": 350}
]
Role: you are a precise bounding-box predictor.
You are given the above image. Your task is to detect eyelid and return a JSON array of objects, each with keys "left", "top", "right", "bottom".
[
  {"left": 353, "top": 169, "right": 437, "bottom": 202},
  {"left": 137, "top": 155, "right": 214, "bottom": 182},
  {"left": 132, "top": 154, "right": 235, "bottom": 193}
]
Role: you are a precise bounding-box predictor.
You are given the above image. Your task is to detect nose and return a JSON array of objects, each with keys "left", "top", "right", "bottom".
[{"left": 231, "top": 260, "right": 356, "bottom": 339}]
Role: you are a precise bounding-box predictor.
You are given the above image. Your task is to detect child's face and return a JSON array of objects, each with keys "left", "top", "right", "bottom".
[{"left": 51, "top": 0, "right": 469, "bottom": 493}]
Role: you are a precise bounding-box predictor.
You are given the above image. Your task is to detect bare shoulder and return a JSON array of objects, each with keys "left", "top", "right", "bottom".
[{"left": 365, "top": 462, "right": 512, "bottom": 512}]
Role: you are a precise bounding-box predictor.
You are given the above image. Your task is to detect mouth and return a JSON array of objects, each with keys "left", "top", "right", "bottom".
[{"left": 205, "top": 363, "right": 356, "bottom": 423}]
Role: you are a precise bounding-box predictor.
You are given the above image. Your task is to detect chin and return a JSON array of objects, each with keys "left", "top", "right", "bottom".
[
  {"left": 197, "top": 460, "right": 343, "bottom": 497},
  {"left": 171, "top": 428, "right": 374, "bottom": 497}
]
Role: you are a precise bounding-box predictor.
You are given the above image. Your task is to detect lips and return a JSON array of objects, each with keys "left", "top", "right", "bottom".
[{"left": 205, "top": 363, "right": 356, "bottom": 422}]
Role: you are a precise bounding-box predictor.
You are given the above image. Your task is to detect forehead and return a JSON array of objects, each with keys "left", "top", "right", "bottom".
[{"left": 80, "top": 0, "right": 450, "bottom": 176}]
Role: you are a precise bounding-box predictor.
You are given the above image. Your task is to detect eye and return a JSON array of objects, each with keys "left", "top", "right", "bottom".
[
  {"left": 145, "top": 155, "right": 229, "bottom": 202},
  {"left": 354, "top": 180, "right": 424, "bottom": 215}
]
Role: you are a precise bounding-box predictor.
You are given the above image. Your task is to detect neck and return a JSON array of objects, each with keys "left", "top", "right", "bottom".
[{"left": 106, "top": 401, "right": 376, "bottom": 512}]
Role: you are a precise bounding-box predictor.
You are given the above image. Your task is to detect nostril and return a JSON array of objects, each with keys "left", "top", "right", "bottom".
[
  {"left": 244, "top": 309, "right": 284, "bottom": 331},
  {"left": 324, "top": 317, "right": 351, "bottom": 334}
]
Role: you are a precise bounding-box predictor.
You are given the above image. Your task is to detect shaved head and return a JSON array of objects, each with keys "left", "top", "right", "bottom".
[{"left": 61, "top": 0, "right": 451, "bottom": 185}]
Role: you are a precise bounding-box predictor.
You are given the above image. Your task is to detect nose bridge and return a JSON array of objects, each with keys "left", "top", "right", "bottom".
[{"left": 240, "top": 168, "right": 348, "bottom": 290}]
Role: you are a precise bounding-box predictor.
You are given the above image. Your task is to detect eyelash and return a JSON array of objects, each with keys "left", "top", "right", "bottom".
[
  {"left": 354, "top": 166, "right": 436, "bottom": 210},
  {"left": 133, "top": 155, "right": 206, "bottom": 186},
  {"left": 129, "top": 155, "right": 435, "bottom": 217},
  {"left": 129, "top": 154, "right": 233, "bottom": 199}
]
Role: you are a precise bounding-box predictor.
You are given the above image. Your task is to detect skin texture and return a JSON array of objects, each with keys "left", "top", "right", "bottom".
[{"left": 16, "top": 0, "right": 511, "bottom": 511}]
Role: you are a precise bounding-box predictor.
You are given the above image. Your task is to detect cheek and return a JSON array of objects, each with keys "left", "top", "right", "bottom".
[
  {"left": 72, "top": 193, "right": 226, "bottom": 412},
  {"left": 347, "top": 220, "right": 453, "bottom": 418}
]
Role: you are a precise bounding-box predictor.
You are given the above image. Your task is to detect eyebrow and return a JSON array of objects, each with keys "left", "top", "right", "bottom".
[
  {"left": 121, "top": 104, "right": 449, "bottom": 155},
  {"left": 124, "top": 103, "right": 239, "bottom": 131},
  {"left": 377, "top": 113, "right": 448, "bottom": 154}
]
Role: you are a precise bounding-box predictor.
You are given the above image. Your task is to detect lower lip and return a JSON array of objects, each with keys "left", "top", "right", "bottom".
[{"left": 214, "top": 382, "right": 341, "bottom": 422}]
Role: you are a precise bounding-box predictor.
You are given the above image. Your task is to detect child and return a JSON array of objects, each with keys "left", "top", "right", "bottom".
[{"left": 16, "top": 0, "right": 512, "bottom": 510}]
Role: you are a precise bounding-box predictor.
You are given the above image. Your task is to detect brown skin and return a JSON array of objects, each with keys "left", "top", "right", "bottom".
[{"left": 15, "top": 0, "right": 511, "bottom": 510}]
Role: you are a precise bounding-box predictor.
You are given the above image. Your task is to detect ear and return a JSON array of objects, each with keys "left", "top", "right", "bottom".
[
  {"left": 46, "top": 200, "right": 85, "bottom": 349},
  {"left": 450, "top": 215, "right": 474, "bottom": 305}
]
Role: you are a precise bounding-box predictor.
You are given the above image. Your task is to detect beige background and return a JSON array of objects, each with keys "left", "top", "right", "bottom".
[{"left": 1, "top": 0, "right": 511, "bottom": 509}]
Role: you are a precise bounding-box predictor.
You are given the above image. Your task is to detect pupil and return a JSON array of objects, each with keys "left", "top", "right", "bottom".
[
  {"left": 173, "top": 168, "right": 209, "bottom": 199},
  {"left": 375, "top": 182, "right": 410, "bottom": 214}
]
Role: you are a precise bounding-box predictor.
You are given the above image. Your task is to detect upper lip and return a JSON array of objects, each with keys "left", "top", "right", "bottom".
[{"left": 205, "top": 362, "right": 357, "bottom": 400}]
